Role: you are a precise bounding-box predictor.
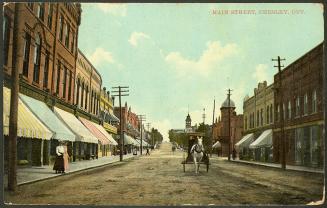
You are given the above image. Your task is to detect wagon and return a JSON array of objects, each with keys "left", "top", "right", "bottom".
[{"left": 181, "top": 132, "right": 210, "bottom": 172}]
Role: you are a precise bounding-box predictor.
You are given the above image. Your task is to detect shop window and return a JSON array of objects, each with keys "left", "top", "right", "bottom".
[
  {"left": 312, "top": 90, "right": 317, "bottom": 113},
  {"left": 270, "top": 104, "right": 273, "bottom": 123},
  {"left": 37, "top": 3, "right": 45, "bottom": 21},
  {"left": 85, "top": 86, "right": 89, "bottom": 110},
  {"left": 81, "top": 83, "right": 84, "bottom": 108},
  {"left": 63, "top": 66, "right": 67, "bottom": 98},
  {"left": 266, "top": 106, "right": 269, "bottom": 124},
  {"left": 288, "top": 100, "right": 291, "bottom": 120},
  {"left": 304, "top": 93, "right": 308, "bottom": 115},
  {"left": 59, "top": 15, "right": 63, "bottom": 41},
  {"left": 296, "top": 96, "right": 300, "bottom": 117},
  {"left": 33, "top": 35, "right": 41, "bottom": 83},
  {"left": 65, "top": 24, "right": 70, "bottom": 48},
  {"left": 68, "top": 71, "right": 72, "bottom": 101},
  {"left": 43, "top": 51, "right": 50, "bottom": 88},
  {"left": 27, "top": 3, "right": 33, "bottom": 10},
  {"left": 47, "top": 4, "right": 53, "bottom": 28},
  {"left": 56, "top": 61, "right": 61, "bottom": 95},
  {"left": 23, "top": 33, "right": 31, "bottom": 77}
]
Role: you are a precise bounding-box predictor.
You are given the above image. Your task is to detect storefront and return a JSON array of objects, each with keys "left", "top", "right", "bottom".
[
  {"left": 294, "top": 125, "right": 323, "bottom": 168},
  {"left": 93, "top": 122, "right": 118, "bottom": 156},
  {"left": 19, "top": 93, "right": 76, "bottom": 165},
  {"left": 235, "top": 133, "right": 254, "bottom": 160},
  {"left": 79, "top": 117, "right": 112, "bottom": 158},
  {"left": 3, "top": 87, "right": 53, "bottom": 167},
  {"left": 54, "top": 107, "right": 98, "bottom": 161},
  {"left": 249, "top": 129, "right": 273, "bottom": 162}
]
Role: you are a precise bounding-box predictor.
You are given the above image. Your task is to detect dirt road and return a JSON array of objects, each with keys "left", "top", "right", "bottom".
[{"left": 4, "top": 142, "right": 324, "bottom": 205}]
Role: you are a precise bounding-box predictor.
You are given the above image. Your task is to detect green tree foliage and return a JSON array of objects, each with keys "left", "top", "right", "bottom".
[{"left": 151, "top": 128, "right": 163, "bottom": 145}]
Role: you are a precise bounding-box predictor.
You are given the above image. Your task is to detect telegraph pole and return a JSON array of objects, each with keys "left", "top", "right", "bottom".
[
  {"left": 112, "top": 86, "right": 129, "bottom": 161},
  {"left": 138, "top": 115, "right": 146, "bottom": 155},
  {"left": 210, "top": 98, "right": 215, "bottom": 157},
  {"left": 227, "top": 89, "right": 233, "bottom": 161},
  {"left": 146, "top": 123, "right": 152, "bottom": 146},
  {"left": 8, "top": 3, "right": 22, "bottom": 191},
  {"left": 272, "top": 56, "right": 286, "bottom": 170}
]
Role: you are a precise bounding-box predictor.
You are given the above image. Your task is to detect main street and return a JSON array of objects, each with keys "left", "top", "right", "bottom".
[{"left": 5, "top": 142, "right": 323, "bottom": 206}]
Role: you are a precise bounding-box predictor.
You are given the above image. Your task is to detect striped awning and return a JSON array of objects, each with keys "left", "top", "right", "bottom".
[
  {"left": 249, "top": 129, "right": 273, "bottom": 149},
  {"left": 3, "top": 87, "right": 52, "bottom": 140},
  {"left": 92, "top": 123, "right": 118, "bottom": 146},
  {"left": 79, "top": 117, "right": 110, "bottom": 145},
  {"left": 54, "top": 107, "right": 98, "bottom": 144},
  {"left": 235, "top": 133, "right": 254, "bottom": 149},
  {"left": 19, "top": 93, "right": 75, "bottom": 142}
]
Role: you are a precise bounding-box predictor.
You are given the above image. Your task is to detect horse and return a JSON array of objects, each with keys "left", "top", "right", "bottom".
[{"left": 190, "top": 136, "right": 205, "bottom": 174}]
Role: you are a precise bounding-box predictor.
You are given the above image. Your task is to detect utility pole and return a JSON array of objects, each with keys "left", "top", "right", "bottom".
[
  {"left": 8, "top": 3, "right": 22, "bottom": 191},
  {"left": 146, "top": 123, "right": 152, "bottom": 146},
  {"left": 112, "top": 86, "right": 129, "bottom": 161},
  {"left": 210, "top": 98, "right": 215, "bottom": 157},
  {"left": 138, "top": 115, "right": 146, "bottom": 155},
  {"left": 272, "top": 56, "right": 286, "bottom": 170},
  {"left": 227, "top": 89, "right": 233, "bottom": 161}
]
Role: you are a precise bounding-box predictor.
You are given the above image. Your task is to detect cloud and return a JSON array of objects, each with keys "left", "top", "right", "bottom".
[
  {"left": 88, "top": 47, "right": 115, "bottom": 67},
  {"left": 252, "top": 64, "right": 269, "bottom": 83},
  {"left": 96, "top": 3, "right": 127, "bottom": 17},
  {"left": 151, "top": 119, "right": 172, "bottom": 142},
  {"left": 165, "top": 41, "right": 239, "bottom": 76},
  {"left": 128, "top": 32, "right": 151, "bottom": 47}
]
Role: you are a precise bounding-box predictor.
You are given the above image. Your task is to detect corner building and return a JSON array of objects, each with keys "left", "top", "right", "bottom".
[{"left": 273, "top": 43, "right": 324, "bottom": 168}]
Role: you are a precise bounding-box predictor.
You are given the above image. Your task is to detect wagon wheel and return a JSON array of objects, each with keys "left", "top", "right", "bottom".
[
  {"left": 206, "top": 162, "right": 209, "bottom": 172},
  {"left": 183, "top": 162, "right": 185, "bottom": 172}
]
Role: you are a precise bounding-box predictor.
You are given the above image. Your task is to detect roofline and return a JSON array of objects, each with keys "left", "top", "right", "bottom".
[
  {"left": 274, "top": 42, "right": 323, "bottom": 79},
  {"left": 78, "top": 48, "right": 102, "bottom": 83}
]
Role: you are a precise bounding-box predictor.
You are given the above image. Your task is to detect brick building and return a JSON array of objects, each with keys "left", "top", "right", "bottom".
[
  {"left": 273, "top": 42, "right": 324, "bottom": 168},
  {"left": 238, "top": 81, "right": 274, "bottom": 162},
  {"left": 212, "top": 95, "right": 243, "bottom": 157},
  {"left": 3, "top": 3, "right": 82, "bottom": 166},
  {"left": 75, "top": 49, "right": 102, "bottom": 117}
]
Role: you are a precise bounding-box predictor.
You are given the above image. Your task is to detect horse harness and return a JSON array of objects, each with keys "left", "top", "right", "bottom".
[{"left": 191, "top": 144, "right": 203, "bottom": 154}]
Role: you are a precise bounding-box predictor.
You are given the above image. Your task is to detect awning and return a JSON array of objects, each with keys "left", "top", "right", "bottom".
[
  {"left": 136, "top": 139, "right": 149, "bottom": 147},
  {"left": 212, "top": 141, "right": 221, "bottom": 148},
  {"left": 3, "top": 87, "right": 53, "bottom": 140},
  {"left": 92, "top": 122, "right": 118, "bottom": 146},
  {"left": 79, "top": 117, "right": 110, "bottom": 145},
  {"left": 108, "top": 112, "right": 120, "bottom": 122},
  {"left": 114, "top": 134, "right": 138, "bottom": 145},
  {"left": 249, "top": 129, "right": 273, "bottom": 149},
  {"left": 235, "top": 133, "right": 254, "bottom": 148},
  {"left": 19, "top": 94, "right": 75, "bottom": 142},
  {"left": 54, "top": 107, "right": 98, "bottom": 144}
]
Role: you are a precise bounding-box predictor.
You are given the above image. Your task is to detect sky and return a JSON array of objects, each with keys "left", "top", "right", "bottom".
[{"left": 78, "top": 3, "right": 324, "bottom": 141}]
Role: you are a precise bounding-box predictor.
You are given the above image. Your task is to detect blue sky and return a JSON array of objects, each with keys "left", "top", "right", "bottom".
[{"left": 78, "top": 3, "right": 323, "bottom": 140}]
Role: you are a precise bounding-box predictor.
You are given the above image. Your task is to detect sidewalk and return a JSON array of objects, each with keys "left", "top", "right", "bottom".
[
  {"left": 3, "top": 153, "right": 140, "bottom": 186},
  {"left": 229, "top": 158, "right": 324, "bottom": 174}
]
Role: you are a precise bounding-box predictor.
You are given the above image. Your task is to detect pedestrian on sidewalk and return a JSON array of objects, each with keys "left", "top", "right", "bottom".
[
  {"left": 63, "top": 142, "right": 69, "bottom": 173},
  {"left": 232, "top": 148, "right": 236, "bottom": 160},
  {"left": 146, "top": 147, "right": 150, "bottom": 155},
  {"left": 53, "top": 141, "right": 65, "bottom": 174}
]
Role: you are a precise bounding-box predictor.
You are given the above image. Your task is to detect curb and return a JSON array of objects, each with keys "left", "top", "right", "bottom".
[
  {"left": 17, "top": 155, "right": 138, "bottom": 186},
  {"left": 228, "top": 159, "right": 323, "bottom": 174}
]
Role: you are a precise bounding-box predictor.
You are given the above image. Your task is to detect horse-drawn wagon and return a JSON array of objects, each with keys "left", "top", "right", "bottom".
[{"left": 181, "top": 132, "right": 210, "bottom": 173}]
